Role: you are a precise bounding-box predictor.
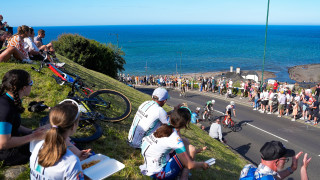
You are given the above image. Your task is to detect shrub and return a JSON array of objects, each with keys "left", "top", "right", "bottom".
[{"left": 52, "top": 34, "right": 125, "bottom": 78}]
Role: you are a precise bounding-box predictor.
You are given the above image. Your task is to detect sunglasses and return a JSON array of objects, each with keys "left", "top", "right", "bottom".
[
  {"left": 279, "top": 157, "right": 289, "bottom": 163},
  {"left": 28, "top": 80, "right": 33, "bottom": 86}
]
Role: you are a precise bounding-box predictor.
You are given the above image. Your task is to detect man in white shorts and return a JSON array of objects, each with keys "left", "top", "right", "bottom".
[{"left": 128, "top": 87, "right": 169, "bottom": 148}]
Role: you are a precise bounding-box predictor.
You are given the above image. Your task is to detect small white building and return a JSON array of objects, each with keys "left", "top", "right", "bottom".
[{"left": 242, "top": 71, "right": 259, "bottom": 82}]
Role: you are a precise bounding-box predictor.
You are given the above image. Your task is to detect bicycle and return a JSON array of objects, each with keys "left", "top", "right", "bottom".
[
  {"left": 33, "top": 58, "right": 132, "bottom": 143},
  {"left": 219, "top": 115, "right": 242, "bottom": 132}
]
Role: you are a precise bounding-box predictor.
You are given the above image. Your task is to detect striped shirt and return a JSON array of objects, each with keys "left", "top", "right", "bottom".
[{"left": 7, "top": 35, "right": 28, "bottom": 58}]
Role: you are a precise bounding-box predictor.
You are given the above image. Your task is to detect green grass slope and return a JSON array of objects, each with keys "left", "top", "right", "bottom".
[{"left": 0, "top": 55, "right": 247, "bottom": 179}]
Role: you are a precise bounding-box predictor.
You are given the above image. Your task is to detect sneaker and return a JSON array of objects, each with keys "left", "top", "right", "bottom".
[
  {"left": 291, "top": 119, "right": 296, "bottom": 121},
  {"left": 22, "top": 59, "right": 34, "bottom": 64},
  {"left": 54, "top": 62, "right": 65, "bottom": 67},
  {"left": 278, "top": 115, "right": 281, "bottom": 117},
  {"left": 253, "top": 108, "right": 257, "bottom": 110},
  {"left": 305, "top": 120, "right": 311, "bottom": 123},
  {"left": 259, "top": 110, "right": 264, "bottom": 113},
  {"left": 267, "top": 112, "right": 272, "bottom": 114},
  {"left": 285, "top": 113, "right": 288, "bottom": 116}
]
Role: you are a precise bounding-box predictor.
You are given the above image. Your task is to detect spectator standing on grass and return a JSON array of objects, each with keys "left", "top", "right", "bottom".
[
  {"left": 128, "top": 87, "right": 169, "bottom": 149},
  {"left": 209, "top": 118, "right": 225, "bottom": 143},
  {"left": 240, "top": 141, "right": 310, "bottom": 180}
]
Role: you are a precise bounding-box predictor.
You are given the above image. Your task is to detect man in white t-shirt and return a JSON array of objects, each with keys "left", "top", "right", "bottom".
[{"left": 128, "top": 87, "right": 169, "bottom": 148}]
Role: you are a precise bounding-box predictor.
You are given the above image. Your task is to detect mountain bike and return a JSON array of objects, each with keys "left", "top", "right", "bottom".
[
  {"left": 33, "top": 58, "right": 132, "bottom": 143},
  {"left": 219, "top": 115, "right": 242, "bottom": 132}
]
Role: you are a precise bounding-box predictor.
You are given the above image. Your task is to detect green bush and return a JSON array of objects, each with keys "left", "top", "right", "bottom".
[{"left": 52, "top": 34, "right": 125, "bottom": 78}]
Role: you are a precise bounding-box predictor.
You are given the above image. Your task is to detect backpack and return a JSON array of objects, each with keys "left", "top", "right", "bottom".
[{"left": 240, "top": 167, "right": 274, "bottom": 180}]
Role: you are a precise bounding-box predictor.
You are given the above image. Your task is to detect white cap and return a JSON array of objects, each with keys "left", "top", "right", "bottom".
[
  {"left": 196, "top": 107, "right": 201, "bottom": 111},
  {"left": 152, "top": 87, "right": 169, "bottom": 101}
]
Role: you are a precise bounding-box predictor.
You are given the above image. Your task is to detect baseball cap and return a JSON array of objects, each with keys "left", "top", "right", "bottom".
[
  {"left": 260, "top": 141, "right": 295, "bottom": 161},
  {"left": 152, "top": 87, "right": 169, "bottom": 101}
]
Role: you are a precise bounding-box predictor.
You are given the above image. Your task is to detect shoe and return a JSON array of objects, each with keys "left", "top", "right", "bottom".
[
  {"left": 305, "top": 120, "right": 311, "bottom": 123},
  {"left": 22, "top": 59, "right": 34, "bottom": 64},
  {"left": 53, "top": 62, "right": 65, "bottom": 67},
  {"left": 314, "top": 123, "right": 318, "bottom": 125},
  {"left": 300, "top": 117, "right": 304, "bottom": 120},
  {"left": 259, "top": 110, "right": 264, "bottom": 113},
  {"left": 239, "top": 97, "right": 242, "bottom": 99},
  {"left": 291, "top": 119, "right": 296, "bottom": 121},
  {"left": 253, "top": 108, "right": 257, "bottom": 110},
  {"left": 267, "top": 112, "right": 272, "bottom": 114},
  {"left": 285, "top": 113, "right": 288, "bottom": 116},
  {"left": 278, "top": 115, "right": 281, "bottom": 117}
]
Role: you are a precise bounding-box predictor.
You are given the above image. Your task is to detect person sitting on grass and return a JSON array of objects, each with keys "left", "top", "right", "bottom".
[
  {"left": 128, "top": 87, "right": 169, "bottom": 149},
  {"left": 34, "top": 29, "right": 58, "bottom": 60},
  {"left": 0, "top": 32, "right": 27, "bottom": 63},
  {"left": 139, "top": 106, "right": 209, "bottom": 179},
  {"left": 0, "top": 69, "right": 47, "bottom": 166},
  {"left": 209, "top": 118, "right": 226, "bottom": 143},
  {"left": 6, "top": 25, "right": 33, "bottom": 63},
  {"left": 30, "top": 101, "right": 85, "bottom": 180}
]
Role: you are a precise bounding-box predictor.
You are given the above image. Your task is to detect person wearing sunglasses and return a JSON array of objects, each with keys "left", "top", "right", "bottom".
[
  {"left": 30, "top": 101, "right": 84, "bottom": 180},
  {"left": 240, "top": 141, "right": 309, "bottom": 180},
  {"left": 0, "top": 69, "right": 47, "bottom": 166},
  {"left": 140, "top": 106, "right": 209, "bottom": 180}
]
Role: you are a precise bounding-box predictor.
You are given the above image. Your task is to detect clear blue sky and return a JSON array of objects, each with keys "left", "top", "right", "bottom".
[{"left": 1, "top": 0, "right": 319, "bottom": 26}]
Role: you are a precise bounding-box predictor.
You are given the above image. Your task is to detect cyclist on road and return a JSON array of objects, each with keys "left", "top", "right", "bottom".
[
  {"left": 225, "top": 101, "right": 236, "bottom": 127},
  {"left": 203, "top": 99, "right": 215, "bottom": 119}
]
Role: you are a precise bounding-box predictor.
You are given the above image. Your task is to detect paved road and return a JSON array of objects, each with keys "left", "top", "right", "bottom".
[{"left": 136, "top": 86, "right": 320, "bottom": 180}]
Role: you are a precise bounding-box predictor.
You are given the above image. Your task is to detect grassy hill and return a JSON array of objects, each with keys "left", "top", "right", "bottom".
[{"left": 0, "top": 55, "right": 247, "bottom": 179}]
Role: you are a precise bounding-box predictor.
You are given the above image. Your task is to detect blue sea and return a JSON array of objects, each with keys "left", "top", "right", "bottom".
[{"left": 23, "top": 25, "right": 320, "bottom": 82}]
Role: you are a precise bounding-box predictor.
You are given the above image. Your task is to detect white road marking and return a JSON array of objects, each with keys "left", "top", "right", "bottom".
[
  {"left": 247, "top": 123, "right": 288, "bottom": 142},
  {"left": 215, "top": 110, "right": 224, "bottom": 114}
]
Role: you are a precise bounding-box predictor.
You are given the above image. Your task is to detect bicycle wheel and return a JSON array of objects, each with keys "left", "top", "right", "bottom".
[
  {"left": 231, "top": 123, "right": 242, "bottom": 132},
  {"left": 71, "top": 118, "right": 103, "bottom": 143},
  {"left": 88, "top": 89, "right": 132, "bottom": 122}
]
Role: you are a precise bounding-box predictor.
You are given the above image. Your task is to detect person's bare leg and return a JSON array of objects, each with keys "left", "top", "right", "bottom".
[
  {"left": 0, "top": 46, "right": 25, "bottom": 62},
  {"left": 39, "top": 45, "right": 48, "bottom": 51}
]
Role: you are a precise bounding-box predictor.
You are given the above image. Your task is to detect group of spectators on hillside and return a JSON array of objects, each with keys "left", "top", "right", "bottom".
[{"left": 0, "top": 14, "right": 58, "bottom": 65}]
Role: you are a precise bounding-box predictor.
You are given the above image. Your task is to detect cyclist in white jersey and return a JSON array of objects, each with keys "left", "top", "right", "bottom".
[
  {"left": 140, "top": 106, "right": 209, "bottom": 179},
  {"left": 225, "top": 101, "right": 236, "bottom": 126},
  {"left": 128, "top": 87, "right": 169, "bottom": 148}
]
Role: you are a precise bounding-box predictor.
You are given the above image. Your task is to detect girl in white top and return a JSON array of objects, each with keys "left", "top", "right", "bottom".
[
  {"left": 140, "top": 106, "right": 209, "bottom": 179},
  {"left": 30, "top": 102, "right": 85, "bottom": 180}
]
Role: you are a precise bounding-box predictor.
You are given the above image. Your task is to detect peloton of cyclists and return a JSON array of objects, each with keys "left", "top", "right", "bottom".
[{"left": 225, "top": 101, "right": 236, "bottom": 127}]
